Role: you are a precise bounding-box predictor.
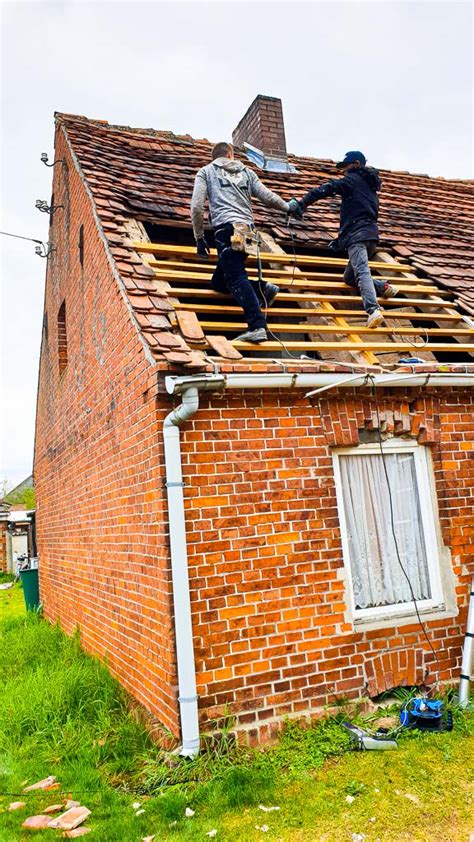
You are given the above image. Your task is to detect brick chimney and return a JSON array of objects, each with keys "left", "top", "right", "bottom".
[{"left": 232, "top": 95, "right": 287, "bottom": 162}]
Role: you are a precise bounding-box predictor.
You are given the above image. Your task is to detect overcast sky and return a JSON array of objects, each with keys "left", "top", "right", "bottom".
[{"left": 1, "top": 0, "right": 473, "bottom": 488}]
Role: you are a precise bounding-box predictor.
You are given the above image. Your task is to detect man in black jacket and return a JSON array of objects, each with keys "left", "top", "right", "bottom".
[{"left": 288, "top": 151, "right": 398, "bottom": 328}]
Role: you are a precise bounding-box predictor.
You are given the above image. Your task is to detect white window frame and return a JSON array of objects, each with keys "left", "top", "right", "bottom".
[{"left": 332, "top": 439, "right": 444, "bottom": 622}]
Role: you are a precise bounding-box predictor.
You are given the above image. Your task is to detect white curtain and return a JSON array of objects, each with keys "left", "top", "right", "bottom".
[{"left": 339, "top": 453, "right": 431, "bottom": 609}]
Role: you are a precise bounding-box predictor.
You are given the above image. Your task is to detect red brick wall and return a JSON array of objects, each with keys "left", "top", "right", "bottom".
[
  {"left": 232, "top": 95, "right": 287, "bottom": 160},
  {"left": 34, "top": 127, "right": 179, "bottom": 737},
  {"left": 180, "top": 388, "right": 473, "bottom": 743}
]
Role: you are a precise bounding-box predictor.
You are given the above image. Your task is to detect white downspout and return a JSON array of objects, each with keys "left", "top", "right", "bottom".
[
  {"left": 459, "top": 575, "right": 474, "bottom": 707},
  {"left": 163, "top": 386, "right": 200, "bottom": 757}
]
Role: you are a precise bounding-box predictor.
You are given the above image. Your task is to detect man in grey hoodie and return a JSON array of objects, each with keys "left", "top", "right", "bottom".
[{"left": 191, "top": 142, "right": 291, "bottom": 343}]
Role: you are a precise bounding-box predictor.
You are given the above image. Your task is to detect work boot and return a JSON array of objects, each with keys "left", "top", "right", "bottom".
[
  {"left": 383, "top": 283, "right": 399, "bottom": 299},
  {"left": 235, "top": 328, "right": 268, "bottom": 343},
  {"left": 367, "top": 309, "right": 384, "bottom": 329},
  {"left": 261, "top": 283, "right": 279, "bottom": 308}
]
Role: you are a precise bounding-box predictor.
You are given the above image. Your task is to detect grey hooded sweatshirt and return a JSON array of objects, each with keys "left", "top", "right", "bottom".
[{"left": 191, "top": 157, "right": 289, "bottom": 240}]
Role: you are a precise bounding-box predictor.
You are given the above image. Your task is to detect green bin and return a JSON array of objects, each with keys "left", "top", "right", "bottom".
[{"left": 20, "top": 568, "right": 40, "bottom": 611}]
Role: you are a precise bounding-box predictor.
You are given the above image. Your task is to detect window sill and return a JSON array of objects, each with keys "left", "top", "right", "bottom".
[{"left": 353, "top": 602, "right": 457, "bottom": 632}]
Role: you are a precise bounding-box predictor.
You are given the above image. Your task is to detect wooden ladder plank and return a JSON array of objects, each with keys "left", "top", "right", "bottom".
[
  {"left": 153, "top": 268, "right": 448, "bottom": 296},
  {"left": 167, "top": 286, "right": 459, "bottom": 308},
  {"left": 148, "top": 259, "right": 406, "bottom": 284},
  {"left": 198, "top": 320, "right": 474, "bottom": 337},
  {"left": 133, "top": 241, "right": 411, "bottom": 272},
  {"left": 175, "top": 302, "right": 466, "bottom": 322},
  {"left": 233, "top": 339, "right": 474, "bottom": 353}
]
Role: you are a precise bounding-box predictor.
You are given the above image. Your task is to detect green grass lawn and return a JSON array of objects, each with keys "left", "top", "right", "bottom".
[
  {"left": 0, "top": 578, "right": 24, "bottom": 624},
  {"left": 0, "top": 584, "right": 473, "bottom": 841}
]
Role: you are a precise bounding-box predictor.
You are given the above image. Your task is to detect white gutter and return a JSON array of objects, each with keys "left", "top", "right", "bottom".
[
  {"left": 166, "top": 372, "right": 474, "bottom": 396},
  {"left": 163, "top": 387, "right": 201, "bottom": 757},
  {"left": 163, "top": 369, "right": 473, "bottom": 753}
]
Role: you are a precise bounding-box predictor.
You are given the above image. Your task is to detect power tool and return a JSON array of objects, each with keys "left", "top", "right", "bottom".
[{"left": 399, "top": 698, "right": 453, "bottom": 731}]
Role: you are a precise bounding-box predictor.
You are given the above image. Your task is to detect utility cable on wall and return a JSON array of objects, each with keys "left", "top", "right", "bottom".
[
  {"left": 368, "top": 374, "right": 442, "bottom": 687},
  {"left": 0, "top": 230, "right": 53, "bottom": 259},
  {"left": 0, "top": 230, "right": 44, "bottom": 245}
]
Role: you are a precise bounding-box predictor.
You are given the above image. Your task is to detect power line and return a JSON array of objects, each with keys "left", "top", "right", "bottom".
[{"left": 0, "top": 230, "right": 44, "bottom": 245}]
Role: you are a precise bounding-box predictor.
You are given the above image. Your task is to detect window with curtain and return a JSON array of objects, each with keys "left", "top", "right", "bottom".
[{"left": 333, "top": 443, "right": 441, "bottom": 617}]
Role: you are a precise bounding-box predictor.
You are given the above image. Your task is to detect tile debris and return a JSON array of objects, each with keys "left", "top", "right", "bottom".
[
  {"left": 48, "top": 806, "right": 91, "bottom": 830},
  {"left": 22, "top": 814, "right": 55, "bottom": 830},
  {"left": 23, "top": 775, "right": 58, "bottom": 792}
]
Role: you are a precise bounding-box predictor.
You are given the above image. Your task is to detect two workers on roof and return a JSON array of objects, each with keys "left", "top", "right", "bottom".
[{"left": 191, "top": 145, "right": 398, "bottom": 343}]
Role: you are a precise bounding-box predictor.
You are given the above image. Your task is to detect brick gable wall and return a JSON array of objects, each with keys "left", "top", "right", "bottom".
[{"left": 34, "top": 128, "right": 179, "bottom": 738}]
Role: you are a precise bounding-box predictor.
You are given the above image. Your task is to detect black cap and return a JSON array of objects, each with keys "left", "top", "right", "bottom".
[{"left": 336, "top": 150, "right": 367, "bottom": 168}]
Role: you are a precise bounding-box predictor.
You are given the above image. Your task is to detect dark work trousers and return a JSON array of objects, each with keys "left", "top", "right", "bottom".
[
  {"left": 343, "top": 240, "right": 387, "bottom": 314},
  {"left": 211, "top": 223, "right": 268, "bottom": 330}
]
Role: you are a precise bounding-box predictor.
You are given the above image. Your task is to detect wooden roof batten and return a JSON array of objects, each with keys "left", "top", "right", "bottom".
[{"left": 131, "top": 240, "right": 474, "bottom": 365}]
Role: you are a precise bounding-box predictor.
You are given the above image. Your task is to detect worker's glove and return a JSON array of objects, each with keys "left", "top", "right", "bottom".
[
  {"left": 196, "top": 237, "right": 210, "bottom": 259},
  {"left": 328, "top": 238, "right": 341, "bottom": 253},
  {"left": 287, "top": 198, "right": 304, "bottom": 220}
]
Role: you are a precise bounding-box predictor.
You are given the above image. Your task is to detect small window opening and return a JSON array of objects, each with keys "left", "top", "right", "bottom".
[
  {"left": 78, "top": 224, "right": 84, "bottom": 266},
  {"left": 57, "top": 300, "right": 68, "bottom": 375}
]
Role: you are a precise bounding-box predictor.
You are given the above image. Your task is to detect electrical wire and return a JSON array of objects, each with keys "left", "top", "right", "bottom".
[
  {"left": 368, "top": 375, "right": 441, "bottom": 688},
  {"left": 0, "top": 230, "right": 43, "bottom": 245},
  {"left": 255, "top": 231, "right": 302, "bottom": 360},
  {"left": 285, "top": 220, "right": 297, "bottom": 288},
  {"left": 393, "top": 325, "right": 429, "bottom": 349}
]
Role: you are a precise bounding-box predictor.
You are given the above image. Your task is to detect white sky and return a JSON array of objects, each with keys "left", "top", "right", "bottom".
[{"left": 0, "top": 0, "right": 473, "bottom": 487}]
